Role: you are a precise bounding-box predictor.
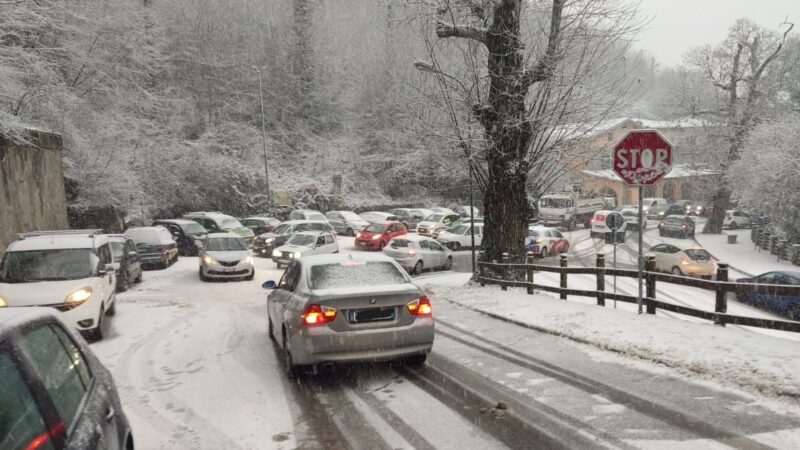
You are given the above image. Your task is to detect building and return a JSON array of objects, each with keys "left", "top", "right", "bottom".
[{"left": 581, "top": 165, "right": 719, "bottom": 205}]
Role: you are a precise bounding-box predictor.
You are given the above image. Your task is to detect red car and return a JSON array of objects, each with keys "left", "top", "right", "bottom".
[{"left": 355, "top": 221, "right": 407, "bottom": 251}]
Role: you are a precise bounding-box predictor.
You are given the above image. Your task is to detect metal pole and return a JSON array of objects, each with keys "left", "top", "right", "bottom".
[
  {"left": 613, "top": 242, "right": 617, "bottom": 309},
  {"left": 637, "top": 187, "right": 644, "bottom": 314},
  {"left": 257, "top": 70, "right": 271, "bottom": 206},
  {"left": 469, "top": 164, "right": 476, "bottom": 274}
]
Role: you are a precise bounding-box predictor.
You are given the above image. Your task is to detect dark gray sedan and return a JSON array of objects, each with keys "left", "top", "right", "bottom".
[{"left": 264, "top": 253, "right": 434, "bottom": 377}]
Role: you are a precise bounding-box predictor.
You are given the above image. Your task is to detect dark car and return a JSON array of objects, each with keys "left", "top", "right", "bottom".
[
  {"left": 152, "top": 219, "right": 208, "bottom": 256},
  {"left": 124, "top": 226, "right": 179, "bottom": 269},
  {"left": 0, "top": 308, "right": 133, "bottom": 450},
  {"left": 240, "top": 217, "right": 281, "bottom": 235},
  {"left": 107, "top": 234, "right": 143, "bottom": 292},
  {"left": 647, "top": 204, "right": 685, "bottom": 221},
  {"left": 658, "top": 215, "right": 696, "bottom": 238},
  {"left": 735, "top": 271, "right": 800, "bottom": 319},
  {"left": 252, "top": 220, "right": 335, "bottom": 258}
]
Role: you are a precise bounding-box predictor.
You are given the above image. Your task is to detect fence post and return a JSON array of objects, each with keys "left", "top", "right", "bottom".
[
  {"left": 793, "top": 245, "right": 800, "bottom": 267},
  {"left": 778, "top": 239, "right": 788, "bottom": 261},
  {"left": 760, "top": 231, "right": 770, "bottom": 251},
  {"left": 526, "top": 251, "right": 534, "bottom": 295},
  {"left": 751, "top": 226, "right": 759, "bottom": 245},
  {"left": 645, "top": 255, "right": 656, "bottom": 314},
  {"left": 501, "top": 252, "right": 509, "bottom": 291},
  {"left": 596, "top": 253, "right": 605, "bottom": 306},
  {"left": 770, "top": 235, "right": 779, "bottom": 255},
  {"left": 560, "top": 254, "right": 568, "bottom": 300},
  {"left": 478, "top": 251, "right": 485, "bottom": 286},
  {"left": 715, "top": 263, "right": 729, "bottom": 327}
]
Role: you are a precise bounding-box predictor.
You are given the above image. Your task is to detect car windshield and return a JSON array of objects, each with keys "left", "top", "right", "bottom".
[
  {"left": 182, "top": 222, "right": 207, "bottom": 235},
  {"left": 205, "top": 237, "right": 247, "bottom": 252},
  {"left": 309, "top": 261, "right": 407, "bottom": 289},
  {"left": 287, "top": 234, "right": 315, "bottom": 246},
  {"left": 364, "top": 223, "right": 385, "bottom": 233},
  {"left": 110, "top": 242, "right": 124, "bottom": 258},
  {"left": 665, "top": 217, "right": 683, "bottom": 224},
  {"left": 424, "top": 214, "right": 444, "bottom": 221},
  {"left": 221, "top": 218, "right": 243, "bottom": 229},
  {"left": 539, "top": 198, "right": 570, "bottom": 208},
  {"left": 272, "top": 224, "right": 291, "bottom": 234},
  {"left": 0, "top": 249, "right": 95, "bottom": 282},
  {"left": 684, "top": 249, "right": 711, "bottom": 261},
  {"left": 390, "top": 239, "right": 409, "bottom": 248}
]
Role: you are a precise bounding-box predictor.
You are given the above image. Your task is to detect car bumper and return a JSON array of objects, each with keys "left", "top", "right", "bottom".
[
  {"left": 661, "top": 228, "right": 691, "bottom": 236},
  {"left": 680, "top": 264, "right": 715, "bottom": 277},
  {"left": 201, "top": 264, "right": 254, "bottom": 279},
  {"left": 289, "top": 318, "right": 435, "bottom": 365},
  {"left": 139, "top": 250, "right": 175, "bottom": 265},
  {"left": 355, "top": 239, "right": 381, "bottom": 250}
]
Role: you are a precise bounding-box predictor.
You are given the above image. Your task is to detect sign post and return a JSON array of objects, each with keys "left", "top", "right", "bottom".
[
  {"left": 611, "top": 130, "right": 673, "bottom": 314},
  {"left": 605, "top": 211, "right": 624, "bottom": 309}
]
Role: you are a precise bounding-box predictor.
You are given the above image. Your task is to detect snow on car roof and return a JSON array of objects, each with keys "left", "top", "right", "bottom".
[
  {"left": 154, "top": 219, "right": 198, "bottom": 225},
  {"left": 300, "top": 252, "right": 397, "bottom": 266},
  {"left": 8, "top": 234, "right": 101, "bottom": 252},
  {"left": 291, "top": 230, "right": 326, "bottom": 236},
  {"left": 0, "top": 308, "right": 61, "bottom": 343},
  {"left": 398, "top": 234, "right": 435, "bottom": 242},
  {"left": 205, "top": 232, "right": 242, "bottom": 239},
  {"left": 280, "top": 220, "right": 330, "bottom": 225}
]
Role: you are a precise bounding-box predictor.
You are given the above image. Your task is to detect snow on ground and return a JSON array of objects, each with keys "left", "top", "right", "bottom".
[
  {"left": 695, "top": 229, "right": 798, "bottom": 278},
  {"left": 416, "top": 275, "right": 800, "bottom": 402}
]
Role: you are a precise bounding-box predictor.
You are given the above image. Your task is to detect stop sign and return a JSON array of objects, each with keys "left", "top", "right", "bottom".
[{"left": 612, "top": 130, "right": 672, "bottom": 185}]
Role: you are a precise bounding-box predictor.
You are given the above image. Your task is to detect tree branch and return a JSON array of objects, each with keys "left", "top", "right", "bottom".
[
  {"left": 435, "top": 20, "right": 487, "bottom": 45},
  {"left": 523, "top": 0, "right": 564, "bottom": 87}
]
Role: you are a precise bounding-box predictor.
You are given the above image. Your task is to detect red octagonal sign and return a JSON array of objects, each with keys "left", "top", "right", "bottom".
[{"left": 612, "top": 130, "right": 673, "bottom": 186}]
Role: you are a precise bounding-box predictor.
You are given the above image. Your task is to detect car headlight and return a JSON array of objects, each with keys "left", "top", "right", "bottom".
[
  {"left": 66, "top": 287, "right": 93, "bottom": 304},
  {"left": 0, "top": 296, "right": 6, "bottom": 308},
  {"left": 372, "top": 235, "right": 381, "bottom": 240},
  {"left": 272, "top": 250, "right": 281, "bottom": 257},
  {"left": 293, "top": 252, "right": 302, "bottom": 258},
  {"left": 244, "top": 256, "right": 253, "bottom": 264},
  {"left": 265, "top": 237, "right": 275, "bottom": 244},
  {"left": 203, "top": 255, "right": 216, "bottom": 265},
  {"left": 356, "top": 232, "right": 362, "bottom": 238}
]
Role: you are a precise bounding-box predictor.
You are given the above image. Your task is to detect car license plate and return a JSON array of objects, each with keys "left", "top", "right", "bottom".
[{"left": 349, "top": 307, "right": 395, "bottom": 323}]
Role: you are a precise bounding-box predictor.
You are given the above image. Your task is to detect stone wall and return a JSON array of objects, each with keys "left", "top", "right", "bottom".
[{"left": 0, "top": 129, "right": 68, "bottom": 256}]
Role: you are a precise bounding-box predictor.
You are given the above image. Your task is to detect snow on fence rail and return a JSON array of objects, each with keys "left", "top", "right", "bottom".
[{"left": 476, "top": 253, "right": 800, "bottom": 333}]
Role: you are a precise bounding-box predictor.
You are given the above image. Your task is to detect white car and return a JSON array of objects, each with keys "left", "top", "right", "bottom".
[
  {"left": 436, "top": 223, "right": 483, "bottom": 250},
  {"left": 590, "top": 210, "right": 627, "bottom": 238},
  {"left": 383, "top": 235, "right": 453, "bottom": 274},
  {"left": 620, "top": 207, "right": 646, "bottom": 231},
  {"left": 198, "top": 233, "right": 254, "bottom": 281},
  {"left": 360, "top": 211, "right": 399, "bottom": 224},
  {"left": 289, "top": 209, "right": 328, "bottom": 222},
  {"left": 429, "top": 207, "right": 457, "bottom": 214},
  {"left": 272, "top": 231, "right": 339, "bottom": 268},
  {"left": 723, "top": 210, "right": 751, "bottom": 229},
  {"left": 416, "top": 213, "right": 461, "bottom": 237},
  {"left": 641, "top": 197, "right": 668, "bottom": 214},
  {"left": 0, "top": 230, "right": 118, "bottom": 340},
  {"left": 648, "top": 244, "right": 716, "bottom": 278}
]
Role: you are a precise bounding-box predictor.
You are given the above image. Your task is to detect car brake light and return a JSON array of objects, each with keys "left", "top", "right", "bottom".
[
  {"left": 24, "top": 421, "right": 63, "bottom": 450},
  {"left": 596, "top": 214, "right": 606, "bottom": 222},
  {"left": 535, "top": 238, "right": 544, "bottom": 244},
  {"left": 408, "top": 249, "right": 416, "bottom": 256},
  {"left": 408, "top": 295, "right": 432, "bottom": 316},
  {"left": 302, "top": 304, "right": 337, "bottom": 325}
]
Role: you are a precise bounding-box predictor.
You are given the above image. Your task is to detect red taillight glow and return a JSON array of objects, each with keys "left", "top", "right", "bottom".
[
  {"left": 408, "top": 296, "right": 432, "bottom": 317},
  {"left": 408, "top": 249, "right": 417, "bottom": 256},
  {"left": 302, "top": 304, "right": 337, "bottom": 325},
  {"left": 24, "top": 421, "right": 63, "bottom": 450},
  {"left": 596, "top": 214, "right": 606, "bottom": 222}
]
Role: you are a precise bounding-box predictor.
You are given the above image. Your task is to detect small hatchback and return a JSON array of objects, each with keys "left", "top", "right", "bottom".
[
  {"left": 416, "top": 213, "right": 460, "bottom": 237},
  {"left": 355, "top": 221, "right": 407, "bottom": 251},
  {"left": 124, "top": 226, "right": 179, "bottom": 269},
  {"left": 649, "top": 244, "right": 715, "bottom": 278},
  {"left": 0, "top": 308, "right": 133, "bottom": 449},
  {"left": 383, "top": 235, "right": 453, "bottom": 274},
  {"left": 658, "top": 215, "right": 696, "bottom": 239},
  {"left": 198, "top": 233, "right": 254, "bottom": 281},
  {"left": 271, "top": 231, "right": 339, "bottom": 268}
]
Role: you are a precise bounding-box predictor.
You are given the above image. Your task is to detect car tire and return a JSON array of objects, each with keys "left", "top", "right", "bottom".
[
  {"left": 106, "top": 297, "right": 117, "bottom": 316},
  {"left": 452, "top": 242, "right": 462, "bottom": 251},
  {"left": 245, "top": 270, "right": 254, "bottom": 281},
  {"left": 268, "top": 313, "right": 276, "bottom": 341},
  {"left": 283, "top": 329, "right": 300, "bottom": 379},
  {"left": 88, "top": 308, "right": 105, "bottom": 342},
  {"left": 443, "top": 257, "right": 453, "bottom": 270},
  {"left": 347, "top": 228, "right": 355, "bottom": 237},
  {"left": 134, "top": 271, "right": 142, "bottom": 283},
  {"left": 729, "top": 222, "right": 738, "bottom": 230},
  {"left": 671, "top": 266, "right": 682, "bottom": 276},
  {"left": 413, "top": 260, "right": 423, "bottom": 275},
  {"left": 404, "top": 353, "right": 427, "bottom": 367},
  {"left": 199, "top": 268, "right": 208, "bottom": 282},
  {"left": 117, "top": 272, "right": 129, "bottom": 293}
]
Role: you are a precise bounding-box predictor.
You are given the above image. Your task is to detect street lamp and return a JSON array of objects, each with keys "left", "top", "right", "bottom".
[{"left": 252, "top": 66, "right": 271, "bottom": 206}]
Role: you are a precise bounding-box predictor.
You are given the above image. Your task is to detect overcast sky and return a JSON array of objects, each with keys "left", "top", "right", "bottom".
[{"left": 634, "top": 0, "right": 800, "bottom": 67}]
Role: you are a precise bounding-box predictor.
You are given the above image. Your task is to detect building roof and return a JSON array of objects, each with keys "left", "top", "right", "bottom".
[{"left": 582, "top": 165, "right": 718, "bottom": 181}]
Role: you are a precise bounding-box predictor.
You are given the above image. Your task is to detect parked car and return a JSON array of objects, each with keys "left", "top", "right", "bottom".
[
  {"left": 672, "top": 199, "right": 692, "bottom": 209},
  {"left": 454, "top": 205, "right": 480, "bottom": 218},
  {"left": 648, "top": 244, "right": 715, "bottom": 278},
  {"left": 198, "top": 233, "right": 254, "bottom": 281},
  {"left": 355, "top": 221, "right": 407, "bottom": 251},
  {"left": 360, "top": 211, "right": 399, "bottom": 224},
  {"left": 429, "top": 207, "right": 457, "bottom": 214},
  {"left": 642, "top": 197, "right": 668, "bottom": 213},
  {"left": 289, "top": 209, "right": 328, "bottom": 221},
  {"left": 264, "top": 253, "right": 434, "bottom": 377},
  {"left": 620, "top": 207, "right": 646, "bottom": 231},
  {"left": 388, "top": 208, "right": 433, "bottom": 231},
  {"left": 383, "top": 234, "right": 453, "bottom": 274},
  {"left": 436, "top": 222, "right": 484, "bottom": 250},
  {"left": 658, "top": 215, "right": 696, "bottom": 238},
  {"left": 240, "top": 216, "right": 281, "bottom": 235},
  {"left": 0, "top": 230, "right": 118, "bottom": 341},
  {"left": 272, "top": 231, "right": 339, "bottom": 268},
  {"left": 153, "top": 218, "right": 208, "bottom": 256},
  {"left": 590, "top": 210, "right": 627, "bottom": 238},
  {"left": 433, "top": 217, "right": 485, "bottom": 238},
  {"left": 723, "top": 210, "right": 752, "bottom": 229},
  {"left": 106, "top": 234, "right": 143, "bottom": 292},
  {"left": 647, "top": 204, "right": 684, "bottom": 220},
  {"left": 525, "top": 226, "right": 570, "bottom": 257},
  {"left": 183, "top": 211, "right": 255, "bottom": 242},
  {"left": 416, "top": 213, "right": 461, "bottom": 237},
  {"left": 252, "top": 220, "right": 336, "bottom": 258},
  {"left": 735, "top": 271, "right": 800, "bottom": 319},
  {"left": 326, "top": 210, "right": 370, "bottom": 236},
  {"left": 125, "top": 226, "right": 179, "bottom": 269},
  {"left": 0, "top": 308, "right": 133, "bottom": 449}
]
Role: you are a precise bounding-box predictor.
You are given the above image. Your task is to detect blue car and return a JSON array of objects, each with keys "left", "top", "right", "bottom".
[{"left": 736, "top": 271, "right": 800, "bottom": 319}]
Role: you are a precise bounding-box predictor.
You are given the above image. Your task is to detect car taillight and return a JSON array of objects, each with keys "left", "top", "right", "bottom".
[
  {"left": 596, "top": 214, "right": 606, "bottom": 222},
  {"left": 24, "top": 421, "right": 63, "bottom": 450},
  {"left": 302, "top": 304, "right": 337, "bottom": 325},
  {"left": 408, "top": 249, "right": 417, "bottom": 256},
  {"left": 407, "top": 295, "right": 432, "bottom": 317}
]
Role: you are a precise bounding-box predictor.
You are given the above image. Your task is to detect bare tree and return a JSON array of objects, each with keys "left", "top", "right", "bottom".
[
  {"left": 410, "top": 0, "right": 643, "bottom": 260},
  {"left": 685, "top": 19, "right": 794, "bottom": 234}
]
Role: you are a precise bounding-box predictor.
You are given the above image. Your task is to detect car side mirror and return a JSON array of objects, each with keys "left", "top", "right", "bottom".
[
  {"left": 194, "top": 240, "right": 204, "bottom": 249},
  {"left": 262, "top": 280, "right": 277, "bottom": 289},
  {"left": 128, "top": 251, "right": 138, "bottom": 258}
]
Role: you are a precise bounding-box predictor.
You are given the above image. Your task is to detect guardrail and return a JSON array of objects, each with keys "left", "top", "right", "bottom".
[{"left": 477, "top": 253, "right": 800, "bottom": 333}]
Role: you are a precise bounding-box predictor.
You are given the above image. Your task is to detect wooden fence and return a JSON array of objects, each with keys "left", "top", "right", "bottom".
[{"left": 477, "top": 253, "right": 800, "bottom": 333}]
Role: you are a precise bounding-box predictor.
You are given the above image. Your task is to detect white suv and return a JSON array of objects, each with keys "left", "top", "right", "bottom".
[
  {"left": 0, "top": 230, "right": 119, "bottom": 341},
  {"left": 723, "top": 210, "right": 751, "bottom": 229}
]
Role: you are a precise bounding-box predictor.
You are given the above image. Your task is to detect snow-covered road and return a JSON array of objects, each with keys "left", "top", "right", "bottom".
[{"left": 88, "top": 244, "right": 800, "bottom": 449}]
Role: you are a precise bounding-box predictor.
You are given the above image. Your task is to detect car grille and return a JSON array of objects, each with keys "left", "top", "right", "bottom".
[
  {"left": 208, "top": 269, "right": 249, "bottom": 276},
  {"left": 219, "top": 260, "right": 240, "bottom": 267}
]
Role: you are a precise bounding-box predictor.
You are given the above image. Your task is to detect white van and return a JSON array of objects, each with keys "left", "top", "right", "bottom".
[
  {"left": 0, "top": 230, "right": 118, "bottom": 340},
  {"left": 590, "top": 210, "right": 628, "bottom": 238},
  {"left": 642, "top": 197, "right": 668, "bottom": 213}
]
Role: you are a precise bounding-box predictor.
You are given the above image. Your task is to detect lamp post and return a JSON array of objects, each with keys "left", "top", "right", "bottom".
[{"left": 255, "top": 67, "right": 271, "bottom": 206}]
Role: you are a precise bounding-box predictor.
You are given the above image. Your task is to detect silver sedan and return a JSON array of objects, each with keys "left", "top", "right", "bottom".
[{"left": 264, "top": 253, "right": 434, "bottom": 377}]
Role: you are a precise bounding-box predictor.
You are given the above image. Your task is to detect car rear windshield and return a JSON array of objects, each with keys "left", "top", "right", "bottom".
[
  {"left": 125, "top": 228, "right": 163, "bottom": 244},
  {"left": 684, "top": 249, "right": 711, "bottom": 261},
  {"left": 310, "top": 261, "right": 407, "bottom": 289},
  {"left": 390, "top": 239, "right": 411, "bottom": 248},
  {"left": 0, "top": 249, "right": 95, "bottom": 283},
  {"left": 340, "top": 211, "right": 363, "bottom": 221},
  {"left": 221, "top": 218, "right": 243, "bottom": 229},
  {"left": 182, "top": 222, "right": 207, "bottom": 235},
  {"left": 364, "top": 223, "right": 385, "bottom": 233},
  {"left": 205, "top": 237, "right": 247, "bottom": 251}
]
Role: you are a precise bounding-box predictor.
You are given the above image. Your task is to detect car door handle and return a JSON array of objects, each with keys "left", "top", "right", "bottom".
[{"left": 106, "top": 406, "right": 115, "bottom": 422}]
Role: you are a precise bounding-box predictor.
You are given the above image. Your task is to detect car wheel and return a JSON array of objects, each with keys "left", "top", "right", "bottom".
[
  {"left": 404, "top": 353, "right": 427, "bottom": 367},
  {"left": 106, "top": 297, "right": 117, "bottom": 316},
  {"left": 541, "top": 247, "right": 549, "bottom": 258},
  {"left": 671, "top": 266, "right": 682, "bottom": 276},
  {"left": 88, "top": 308, "right": 105, "bottom": 341},
  {"left": 199, "top": 267, "right": 208, "bottom": 282},
  {"left": 729, "top": 222, "right": 737, "bottom": 230},
  {"left": 283, "top": 329, "right": 300, "bottom": 379},
  {"left": 245, "top": 270, "right": 254, "bottom": 281},
  {"left": 452, "top": 242, "right": 462, "bottom": 251},
  {"left": 413, "top": 260, "right": 424, "bottom": 275},
  {"left": 347, "top": 228, "right": 355, "bottom": 237},
  {"left": 443, "top": 257, "right": 453, "bottom": 270},
  {"left": 379, "top": 241, "right": 385, "bottom": 251},
  {"left": 117, "top": 272, "right": 129, "bottom": 292}
]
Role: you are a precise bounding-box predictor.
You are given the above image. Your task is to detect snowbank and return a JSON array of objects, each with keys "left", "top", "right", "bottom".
[
  {"left": 696, "top": 229, "right": 797, "bottom": 278},
  {"left": 417, "top": 274, "right": 800, "bottom": 402}
]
